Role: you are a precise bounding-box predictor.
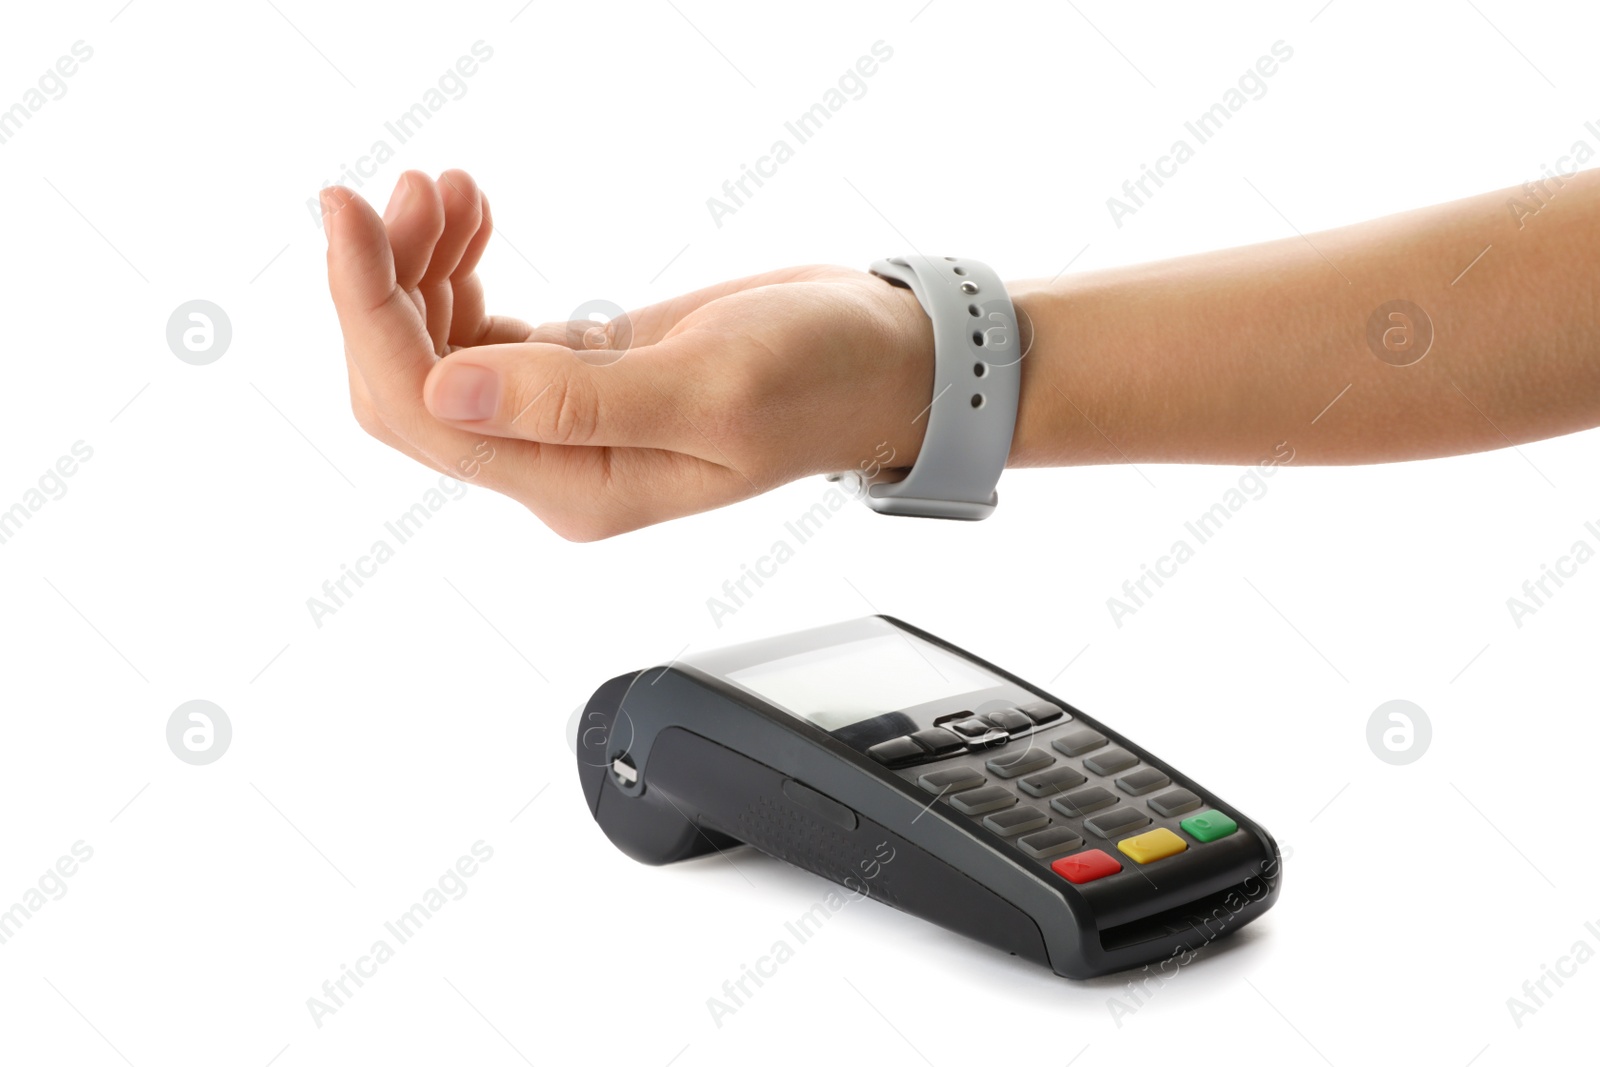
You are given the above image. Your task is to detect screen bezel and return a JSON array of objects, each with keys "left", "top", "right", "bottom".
[{"left": 682, "top": 616, "right": 1038, "bottom": 750}]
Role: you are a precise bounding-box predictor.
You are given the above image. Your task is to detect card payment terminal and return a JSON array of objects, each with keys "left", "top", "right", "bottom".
[{"left": 575, "top": 616, "right": 1280, "bottom": 978}]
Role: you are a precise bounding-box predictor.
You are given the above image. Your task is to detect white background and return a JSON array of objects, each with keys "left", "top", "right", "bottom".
[{"left": 2, "top": 1, "right": 1597, "bottom": 1064}]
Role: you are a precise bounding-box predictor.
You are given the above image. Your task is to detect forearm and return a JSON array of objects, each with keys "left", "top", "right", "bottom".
[{"left": 1006, "top": 171, "right": 1600, "bottom": 468}]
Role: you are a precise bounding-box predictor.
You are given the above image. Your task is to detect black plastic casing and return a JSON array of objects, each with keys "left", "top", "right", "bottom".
[{"left": 575, "top": 616, "right": 1281, "bottom": 979}]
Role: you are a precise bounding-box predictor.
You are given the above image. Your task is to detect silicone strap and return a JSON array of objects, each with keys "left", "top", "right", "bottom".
[{"left": 848, "top": 255, "right": 1022, "bottom": 520}]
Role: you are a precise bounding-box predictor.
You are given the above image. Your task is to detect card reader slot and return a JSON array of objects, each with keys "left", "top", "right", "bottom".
[{"left": 1096, "top": 869, "right": 1278, "bottom": 961}]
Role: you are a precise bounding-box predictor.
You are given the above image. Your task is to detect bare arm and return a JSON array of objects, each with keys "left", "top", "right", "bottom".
[
  {"left": 324, "top": 170, "right": 1600, "bottom": 539},
  {"left": 1007, "top": 172, "right": 1600, "bottom": 467}
]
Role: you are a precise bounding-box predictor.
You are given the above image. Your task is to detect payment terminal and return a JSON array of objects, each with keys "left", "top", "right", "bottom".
[{"left": 575, "top": 616, "right": 1280, "bottom": 978}]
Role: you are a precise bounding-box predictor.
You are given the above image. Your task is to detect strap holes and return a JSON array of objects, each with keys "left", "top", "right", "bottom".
[
  {"left": 972, "top": 330, "right": 985, "bottom": 347},
  {"left": 970, "top": 393, "right": 985, "bottom": 408},
  {"left": 973, "top": 362, "right": 987, "bottom": 377},
  {"left": 968, "top": 304, "right": 981, "bottom": 316},
  {"left": 953, "top": 266, "right": 968, "bottom": 276}
]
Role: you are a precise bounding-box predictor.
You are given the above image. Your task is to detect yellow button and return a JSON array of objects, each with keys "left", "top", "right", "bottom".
[{"left": 1117, "top": 827, "right": 1188, "bottom": 865}]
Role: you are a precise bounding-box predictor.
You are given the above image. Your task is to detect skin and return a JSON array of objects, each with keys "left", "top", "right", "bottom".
[{"left": 324, "top": 168, "right": 1600, "bottom": 540}]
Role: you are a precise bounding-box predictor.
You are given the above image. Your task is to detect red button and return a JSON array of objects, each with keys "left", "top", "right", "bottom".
[{"left": 1051, "top": 849, "right": 1122, "bottom": 884}]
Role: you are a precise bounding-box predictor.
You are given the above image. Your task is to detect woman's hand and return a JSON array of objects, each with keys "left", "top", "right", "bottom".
[{"left": 324, "top": 169, "right": 934, "bottom": 540}]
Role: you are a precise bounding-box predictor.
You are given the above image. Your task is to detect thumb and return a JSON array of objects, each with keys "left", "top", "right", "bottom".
[{"left": 422, "top": 340, "right": 699, "bottom": 451}]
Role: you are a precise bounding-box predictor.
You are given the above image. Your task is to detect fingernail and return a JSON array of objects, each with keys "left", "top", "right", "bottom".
[
  {"left": 429, "top": 363, "right": 500, "bottom": 421},
  {"left": 383, "top": 175, "right": 416, "bottom": 225}
]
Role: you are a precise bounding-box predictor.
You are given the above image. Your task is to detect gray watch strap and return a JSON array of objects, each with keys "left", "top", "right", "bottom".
[{"left": 851, "top": 255, "right": 1022, "bottom": 520}]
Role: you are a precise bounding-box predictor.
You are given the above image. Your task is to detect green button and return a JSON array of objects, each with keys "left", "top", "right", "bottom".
[{"left": 1180, "top": 809, "right": 1238, "bottom": 843}]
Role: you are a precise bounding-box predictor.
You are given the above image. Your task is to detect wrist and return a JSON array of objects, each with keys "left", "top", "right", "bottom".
[
  {"left": 1005, "top": 281, "right": 1063, "bottom": 468},
  {"left": 1005, "top": 278, "right": 1125, "bottom": 469}
]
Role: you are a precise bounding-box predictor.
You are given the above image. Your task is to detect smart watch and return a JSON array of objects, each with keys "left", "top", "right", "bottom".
[{"left": 836, "top": 255, "right": 1022, "bottom": 520}]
